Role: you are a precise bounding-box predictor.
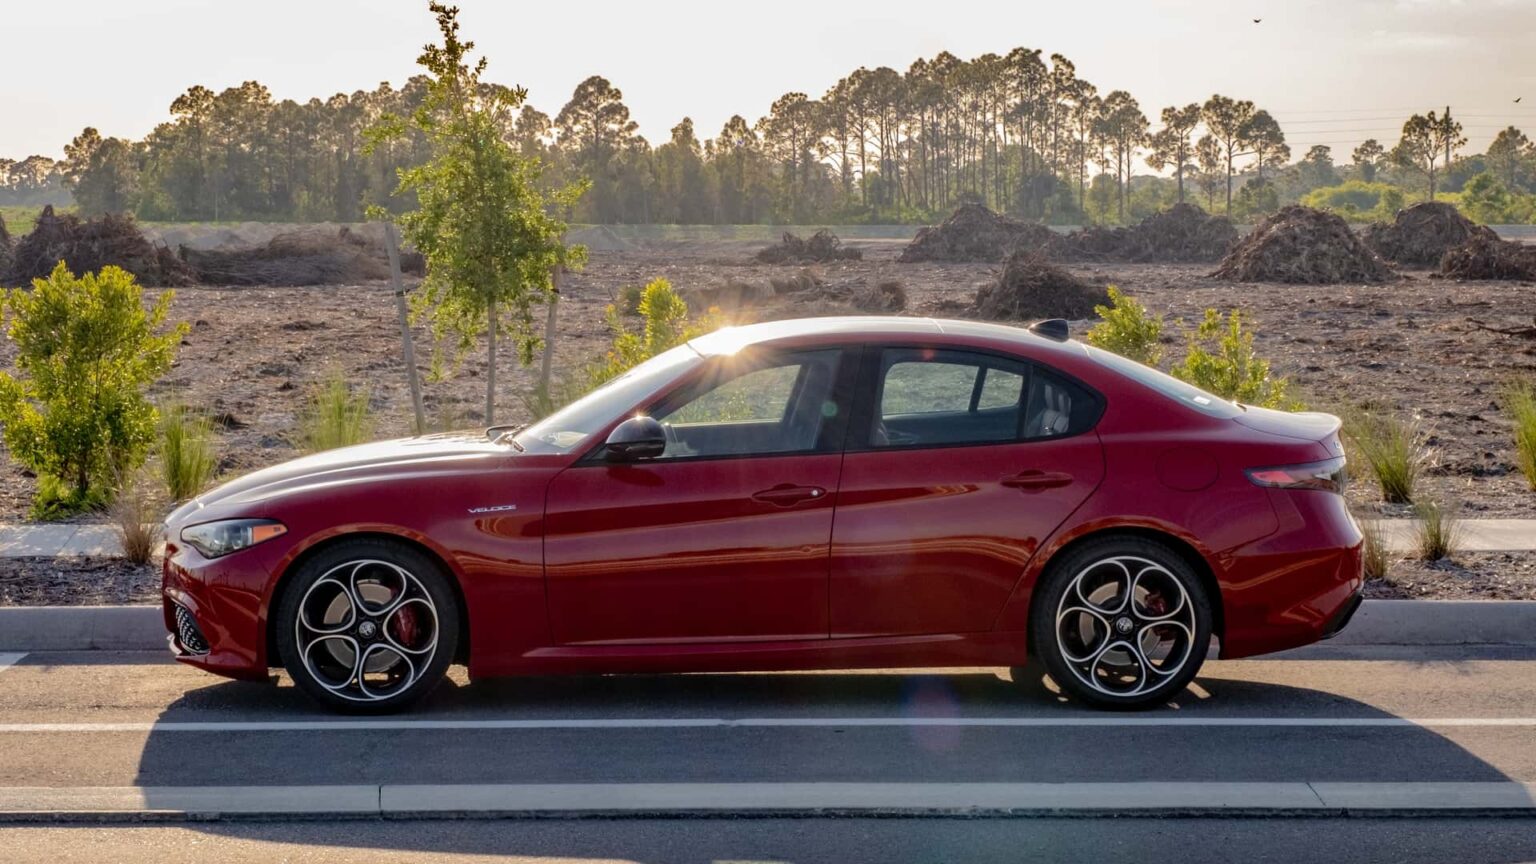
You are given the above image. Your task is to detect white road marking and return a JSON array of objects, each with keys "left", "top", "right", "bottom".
[
  {"left": 0, "top": 782, "right": 1532, "bottom": 816},
  {"left": 1, "top": 716, "right": 1535, "bottom": 734},
  {"left": 0, "top": 654, "right": 25, "bottom": 672}
]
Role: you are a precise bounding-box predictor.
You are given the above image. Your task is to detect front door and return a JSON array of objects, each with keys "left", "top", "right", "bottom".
[
  {"left": 829, "top": 347, "right": 1105, "bottom": 638},
  {"left": 544, "top": 347, "right": 852, "bottom": 645}
]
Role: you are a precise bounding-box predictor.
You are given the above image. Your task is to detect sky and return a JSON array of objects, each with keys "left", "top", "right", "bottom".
[{"left": 4, "top": 0, "right": 1535, "bottom": 161}]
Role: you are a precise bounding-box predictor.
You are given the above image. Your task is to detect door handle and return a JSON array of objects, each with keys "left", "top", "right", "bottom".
[
  {"left": 1001, "top": 470, "right": 1073, "bottom": 491},
  {"left": 752, "top": 484, "right": 827, "bottom": 506}
]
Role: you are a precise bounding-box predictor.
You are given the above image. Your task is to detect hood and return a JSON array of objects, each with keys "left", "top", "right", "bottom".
[
  {"left": 1233, "top": 405, "right": 1342, "bottom": 444},
  {"left": 169, "top": 432, "right": 509, "bottom": 522}
]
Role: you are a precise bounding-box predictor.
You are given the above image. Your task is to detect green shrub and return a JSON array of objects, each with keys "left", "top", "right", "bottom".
[
  {"left": 617, "top": 282, "right": 645, "bottom": 316},
  {"left": 1502, "top": 380, "right": 1536, "bottom": 489},
  {"left": 0, "top": 263, "right": 187, "bottom": 518},
  {"left": 1085, "top": 286, "right": 1164, "bottom": 366},
  {"left": 1171, "top": 309, "right": 1295, "bottom": 409},
  {"left": 159, "top": 404, "right": 218, "bottom": 502},
  {"left": 1413, "top": 499, "right": 1460, "bottom": 562},
  {"left": 301, "top": 375, "right": 373, "bottom": 453},
  {"left": 585, "top": 278, "right": 721, "bottom": 389},
  {"left": 1342, "top": 406, "right": 1426, "bottom": 504}
]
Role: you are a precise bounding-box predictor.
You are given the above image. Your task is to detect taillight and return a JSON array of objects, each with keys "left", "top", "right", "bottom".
[{"left": 1246, "top": 456, "right": 1347, "bottom": 493}]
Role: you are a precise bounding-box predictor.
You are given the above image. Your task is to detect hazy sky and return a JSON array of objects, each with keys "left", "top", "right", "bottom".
[{"left": 4, "top": 0, "right": 1534, "bottom": 160}]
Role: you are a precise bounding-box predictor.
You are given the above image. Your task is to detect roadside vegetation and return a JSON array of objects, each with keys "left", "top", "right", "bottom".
[
  {"left": 1502, "top": 380, "right": 1536, "bottom": 490},
  {"left": 300, "top": 375, "right": 373, "bottom": 453},
  {"left": 158, "top": 404, "right": 218, "bottom": 502},
  {"left": 1342, "top": 406, "right": 1428, "bottom": 504},
  {"left": 1085, "top": 286, "right": 1164, "bottom": 365},
  {"left": 0, "top": 263, "right": 187, "bottom": 518},
  {"left": 1358, "top": 516, "right": 1394, "bottom": 581},
  {"left": 109, "top": 469, "right": 159, "bottom": 565},
  {"left": 1412, "top": 499, "right": 1461, "bottom": 562}
]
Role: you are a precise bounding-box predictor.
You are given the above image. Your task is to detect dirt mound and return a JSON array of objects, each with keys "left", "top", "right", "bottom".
[
  {"left": 180, "top": 227, "right": 408, "bottom": 286},
  {"left": 1363, "top": 202, "right": 1498, "bottom": 267},
  {"left": 898, "top": 203, "right": 1056, "bottom": 263},
  {"left": 754, "top": 230, "right": 862, "bottom": 264},
  {"left": 4, "top": 206, "right": 194, "bottom": 287},
  {"left": 1211, "top": 206, "right": 1395, "bottom": 284},
  {"left": 1052, "top": 203, "right": 1237, "bottom": 263},
  {"left": 974, "top": 251, "right": 1107, "bottom": 321},
  {"left": 1438, "top": 234, "right": 1536, "bottom": 281}
]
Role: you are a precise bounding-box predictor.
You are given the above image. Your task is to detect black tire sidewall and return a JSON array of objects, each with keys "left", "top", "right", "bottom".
[
  {"left": 1029, "top": 536, "right": 1212, "bottom": 710},
  {"left": 275, "top": 538, "right": 460, "bottom": 715}
]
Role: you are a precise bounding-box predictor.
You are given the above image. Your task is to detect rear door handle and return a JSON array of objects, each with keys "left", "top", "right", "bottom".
[
  {"left": 1001, "top": 470, "right": 1073, "bottom": 491},
  {"left": 752, "top": 484, "right": 827, "bottom": 506}
]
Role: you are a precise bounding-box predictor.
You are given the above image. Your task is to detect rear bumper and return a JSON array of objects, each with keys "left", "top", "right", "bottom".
[{"left": 1320, "top": 586, "right": 1365, "bottom": 640}]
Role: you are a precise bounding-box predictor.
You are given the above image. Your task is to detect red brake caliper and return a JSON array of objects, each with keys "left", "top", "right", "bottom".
[{"left": 391, "top": 604, "right": 420, "bottom": 649}]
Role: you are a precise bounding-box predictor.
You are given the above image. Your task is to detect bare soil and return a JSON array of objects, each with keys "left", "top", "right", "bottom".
[
  {"left": 0, "top": 235, "right": 1533, "bottom": 524},
  {"left": 0, "top": 557, "right": 159, "bottom": 606},
  {"left": 1366, "top": 552, "right": 1536, "bottom": 600}
]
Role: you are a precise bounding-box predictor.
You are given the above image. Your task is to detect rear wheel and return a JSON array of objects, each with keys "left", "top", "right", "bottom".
[
  {"left": 276, "top": 538, "right": 459, "bottom": 714},
  {"left": 1029, "top": 536, "right": 1211, "bottom": 710}
]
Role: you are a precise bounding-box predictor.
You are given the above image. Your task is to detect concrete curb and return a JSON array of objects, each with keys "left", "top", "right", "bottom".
[{"left": 1, "top": 600, "right": 1534, "bottom": 653}]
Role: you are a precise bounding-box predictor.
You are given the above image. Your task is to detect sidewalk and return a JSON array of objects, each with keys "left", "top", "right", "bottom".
[{"left": 0, "top": 520, "right": 1532, "bottom": 558}]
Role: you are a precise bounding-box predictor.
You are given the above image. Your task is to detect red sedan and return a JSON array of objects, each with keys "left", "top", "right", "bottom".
[{"left": 163, "top": 316, "right": 1363, "bottom": 713}]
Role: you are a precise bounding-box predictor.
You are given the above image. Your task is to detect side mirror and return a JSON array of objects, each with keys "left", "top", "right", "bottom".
[{"left": 604, "top": 416, "right": 667, "bottom": 462}]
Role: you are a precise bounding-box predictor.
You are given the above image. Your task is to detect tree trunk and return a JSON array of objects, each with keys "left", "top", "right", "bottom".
[
  {"left": 485, "top": 298, "right": 497, "bottom": 426},
  {"left": 385, "top": 222, "right": 425, "bottom": 435},
  {"left": 537, "top": 265, "right": 561, "bottom": 413}
]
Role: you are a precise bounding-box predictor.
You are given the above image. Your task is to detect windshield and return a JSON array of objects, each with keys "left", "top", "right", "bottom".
[
  {"left": 1086, "top": 346, "right": 1243, "bottom": 418},
  {"left": 512, "top": 343, "right": 704, "bottom": 454}
]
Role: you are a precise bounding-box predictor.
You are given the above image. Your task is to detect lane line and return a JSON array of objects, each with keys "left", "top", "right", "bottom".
[
  {"left": 0, "top": 654, "right": 24, "bottom": 672},
  {"left": 2, "top": 716, "right": 1536, "bottom": 733},
  {"left": 0, "top": 782, "right": 1532, "bottom": 818}
]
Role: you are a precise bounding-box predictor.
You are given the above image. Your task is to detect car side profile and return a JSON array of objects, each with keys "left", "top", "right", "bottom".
[{"left": 163, "top": 316, "right": 1364, "bottom": 713}]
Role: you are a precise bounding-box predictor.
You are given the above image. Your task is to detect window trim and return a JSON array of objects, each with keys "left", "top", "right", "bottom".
[
  {"left": 575, "top": 345, "right": 859, "bottom": 466},
  {"left": 845, "top": 343, "right": 1105, "bottom": 454}
]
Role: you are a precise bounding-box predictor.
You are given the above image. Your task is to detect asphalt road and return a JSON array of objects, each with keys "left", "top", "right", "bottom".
[{"left": 1, "top": 647, "right": 1535, "bottom": 861}]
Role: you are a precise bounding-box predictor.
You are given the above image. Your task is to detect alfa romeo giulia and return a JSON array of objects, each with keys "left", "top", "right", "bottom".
[{"left": 163, "top": 316, "right": 1363, "bottom": 712}]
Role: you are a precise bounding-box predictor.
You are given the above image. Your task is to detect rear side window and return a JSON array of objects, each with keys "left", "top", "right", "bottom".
[
  {"left": 867, "top": 348, "right": 1097, "bottom": 448},
  {"left": 1086, "top": 346, "right": 1242, "bottom": 418}
]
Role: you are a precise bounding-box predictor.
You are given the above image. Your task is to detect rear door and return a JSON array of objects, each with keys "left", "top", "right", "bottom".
[{"left": 829, "top": 347, "right": 1105, "bottom": 638}]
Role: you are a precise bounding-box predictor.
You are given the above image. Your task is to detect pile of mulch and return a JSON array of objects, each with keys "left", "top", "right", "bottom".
[
  {"left": 181, "top": 226, "right": 400, "bottom": 286},
  {"left": 1211, "top": 205, "right": 1396, "bottom": 284},
  {"left": 0, "top": 557, "right": 159, "bottom": 607},
  {"left": 3, "top": 206, "right": 195, "bottom": 288},
  {"left": 1362, "top": 202, "right": 1498, "bottom": 267},
  {"left": 754, "top": 229, "right": 862, "bottom": 264},
  {"left": 898, "top": 203, "right": 1056, "bottom": 263},
  {"left": 973, "top": 251, "right": 1108, "bottom": 321},
  {"left": 1051, "top": 203, "right": 1237, "bottom": 263},
  {"left": 1438, "top": 234, "right": 1536, "bottom": 281}
]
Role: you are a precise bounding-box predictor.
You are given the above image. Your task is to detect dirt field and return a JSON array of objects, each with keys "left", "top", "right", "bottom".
[{"left": 1, "top": 234, "right": 1534, "bottom": 524}]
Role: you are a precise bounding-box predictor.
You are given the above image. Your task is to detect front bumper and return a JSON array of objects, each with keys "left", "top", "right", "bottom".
[{"left": 162, "top": 536, "right": 281, "bottom": 682}]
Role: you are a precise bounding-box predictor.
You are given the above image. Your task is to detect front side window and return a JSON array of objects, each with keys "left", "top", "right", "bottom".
[
  {"left": 515, "top": 344, "right": 703, "bottom": 454},
  {"left": 650, "top": 349, "right": 843, "bottom": 459}
]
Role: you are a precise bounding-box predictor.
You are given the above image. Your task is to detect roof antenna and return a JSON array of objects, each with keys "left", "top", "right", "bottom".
[{"left": 1028, "top": 319, "right": 1069, "bottom": 342}]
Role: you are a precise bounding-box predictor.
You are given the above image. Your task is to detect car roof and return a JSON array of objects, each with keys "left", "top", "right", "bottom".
[{"left": 687, "top": 316, "right": 1084, "bottom": 358}]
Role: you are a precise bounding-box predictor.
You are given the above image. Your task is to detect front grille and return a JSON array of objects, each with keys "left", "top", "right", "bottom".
[{"left": 174, "top": 604, "right": 210, "bottom": 656}]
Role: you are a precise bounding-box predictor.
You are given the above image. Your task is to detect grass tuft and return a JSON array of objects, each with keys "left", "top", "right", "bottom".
[
  {"left": 159, "top": 404, "right": 218, "bottom": 502},
  {"left": 301, "top": 375, "right": 373, "bottom": 453},
  {"left": 1502, "top": 380, "right": 1536, "bottom": 490},
  {"left": 1342, "top": 405, "right": 1427, "bottom": 504},
  {"left": 1412, "top": 499, "right": 1461, "bottom": 562},
  {"left": 110, "top": 470, "right": 160, "bottom": 565},
  {"left": 1357, "top": 515, "right": 1394, "bottom": 581}
]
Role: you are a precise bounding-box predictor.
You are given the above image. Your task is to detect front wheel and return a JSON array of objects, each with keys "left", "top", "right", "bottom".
[
  {"left": 1029, "top": 537, "right": 1212, "bottom": 710},
  {"left": 276, "top": 538, "right": 460, "bottom": 714}
]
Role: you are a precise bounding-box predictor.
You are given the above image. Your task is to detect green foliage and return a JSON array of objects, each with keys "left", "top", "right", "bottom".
[
  {"left": 1342, "top": 406, "right": 1427, "bottom": 505},
  {"left": 1357, "top": 516, "right": 1393, "bottom": 582},
  {"left": 1086, "top": 286, "right": 1164, "bottom": 365},
  {"left": 1459, "top": 172, "right": 1536, "bottom": 224},
  {"left": 1171, "top": 309, "right": 1295, "bottom": 409},
  {"left": 300, "top": 375, "right": 373, "bottom": 453},
  {"left": 1501, "top": 380, "right": 1536, "bottom": 490},
  {"left": 617, "top": 282, "right": 645, "bottom": 316},
  {"left": 1231, "top": 178, "right": 1279, "bottom": 221},
  {"left": 1412, "top": 499, "right": 1460, "bottom": 562},
  {"left": 1301, "top": 181, "right": 1406, "bottom": 222},
  {"left": 369, "top": 3, "right": 586, "bottom": 425},
  {"left": 586, "top": 278, "right": 720, "bottom": 388},
  {"left": 0, "top": 263, "right": 186, "bottom": 518},
  {"left": 158, "top": 404, "right": 218, "bottom": 502}
]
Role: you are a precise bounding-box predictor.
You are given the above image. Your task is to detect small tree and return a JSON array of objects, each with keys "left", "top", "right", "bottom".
[
  {"left": 586, "top": 278, "right": 720, "bottom": 388},
  {"left": 0, "top": 263, "right": 186, "bottom": 517},
  {"left": 1085, "top": 286, "right": 1164, "bottom": 366},
  {"left": 1172, "top": 309, "right": 1295, "bottom": 409},
  {"left": 371, "top": 3, "right": 587, "bottom": 425}
]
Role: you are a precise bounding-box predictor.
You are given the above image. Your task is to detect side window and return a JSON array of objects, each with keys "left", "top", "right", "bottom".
[
  {"left": 1023, "top": 367, "right": 1099, "bottom": 440},
  {"left": 651, "top": 349, "right": 842, "bottom": 459},
  {"left": 871, "top": 349, "right": 1028, "bottom": 448}
]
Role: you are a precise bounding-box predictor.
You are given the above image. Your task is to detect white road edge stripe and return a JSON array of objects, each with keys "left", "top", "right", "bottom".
[
  {"left": 2, "top": 716, "right": 1536, "bottom": 733},
  {"left": 0, "top": 654, "right": 24, "bottom": 673},
  {"left": 0, "top": 782, "right": 1533, "bottom": 815}
]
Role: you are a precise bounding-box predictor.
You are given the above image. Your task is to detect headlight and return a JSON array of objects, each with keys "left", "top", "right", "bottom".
[{"left": 180, "top": 519, "right": 287, "bottom": 559}]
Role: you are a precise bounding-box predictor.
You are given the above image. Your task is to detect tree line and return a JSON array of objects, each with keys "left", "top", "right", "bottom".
[{"left": 5, "top": 48, "right": 1536, "bottom": 226}]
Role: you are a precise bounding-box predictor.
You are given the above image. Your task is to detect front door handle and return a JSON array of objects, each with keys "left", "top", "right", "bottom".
[
  {"left": 1001, "top": 470, "right": 1073, "bottom": 491},
  {"left": 752, "top": 484, "right": 827, "bottom": 506}
]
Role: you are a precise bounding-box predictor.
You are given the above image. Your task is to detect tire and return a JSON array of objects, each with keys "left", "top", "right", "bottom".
[
  {"left": 1028, "top": 536, "right": 1212, "bottom": 710},
  {"left": 276, "top": 537, "right": 460, "bottom": 714}
]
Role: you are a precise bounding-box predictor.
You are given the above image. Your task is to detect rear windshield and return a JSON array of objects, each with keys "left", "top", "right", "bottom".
[{"left": 1086, "top": 347, "right": 1243, "bottom": 418}]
